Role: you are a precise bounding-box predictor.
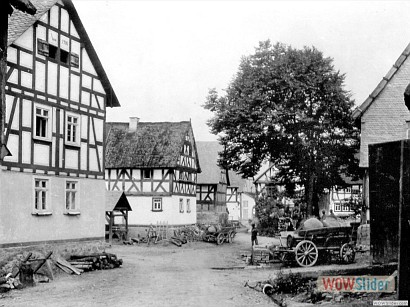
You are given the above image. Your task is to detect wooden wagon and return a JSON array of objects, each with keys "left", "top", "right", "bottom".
[
  {"left": 202, "top": 226, "right": 236, "bottom": 245},
  {"left": 273, "top": 225, "right": 357, "bottom": 267}
]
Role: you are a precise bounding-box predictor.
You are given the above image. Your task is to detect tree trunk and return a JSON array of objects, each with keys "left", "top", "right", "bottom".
[{"left": 306, "top": 175, "right": 314, "bottom": 216}]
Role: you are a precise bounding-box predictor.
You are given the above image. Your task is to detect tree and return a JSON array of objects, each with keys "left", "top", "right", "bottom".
[{"left": 204, "top": 41, "right": 360, "bottom": 216}]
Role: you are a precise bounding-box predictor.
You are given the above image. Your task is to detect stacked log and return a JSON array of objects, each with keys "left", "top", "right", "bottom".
[{"left": 64, "top": 253, "right": 123, "bottom": 273}]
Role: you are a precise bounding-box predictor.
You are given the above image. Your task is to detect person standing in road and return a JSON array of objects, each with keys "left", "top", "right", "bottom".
[{"left": 251, "top": 223, "right": 258, "bottom": 246}]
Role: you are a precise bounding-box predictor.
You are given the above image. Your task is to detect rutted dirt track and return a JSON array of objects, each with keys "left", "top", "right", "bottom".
[{"left": 1, "top": 232, "right": 279, "bottom": 307}]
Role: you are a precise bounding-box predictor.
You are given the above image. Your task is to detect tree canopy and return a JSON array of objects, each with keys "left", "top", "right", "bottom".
[{"left": 204, "top": 41, "right": 360, "bottom": 216}]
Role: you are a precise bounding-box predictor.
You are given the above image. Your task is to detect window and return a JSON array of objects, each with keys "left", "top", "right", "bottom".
[
  {"left": 334, "top": 202, "right": 341, "bottom": 212},
  {"left": 152, "top": 198, "right": 162, "bottom": 212},
  {"left": 186, "top": 199, "right": 191, "bottom": 213},
  {"left": 60, "top": 49, "right": 69, "bottom": 65},
  {"left": 48, "top": 44, "right": 58, "bottom": 60},
  {"left": 34, "top": 105, "right": 52, "bottom": 141},
  {"left": 65, "top": 181, "right": 79, "bottom": 214},
  {"left": 143, "top": 169, "right": 152, "bottom": 179},
  {"left": 179, "top": 198, "right": 184, "bottom": 213},
  {"left": 34, "top": 178, "right": 51, "bottom": 215},
  {"left": 37, "top": 39, "right": 76, "bottom": 67},
  {"left": 65, "top": 113, "right": 80, "bottom": 146}
]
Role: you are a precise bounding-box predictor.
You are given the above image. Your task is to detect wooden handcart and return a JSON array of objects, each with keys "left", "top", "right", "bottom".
[
  {"left": 272, "top": 225, "right": 358, "bottom": 267},
  {"left": 202, "top": 226, "right": 236, "bottom": 245}
]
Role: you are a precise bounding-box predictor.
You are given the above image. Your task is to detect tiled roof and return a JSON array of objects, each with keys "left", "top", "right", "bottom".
[
  {"left": 8, "top": 0, "right": 58, "bottom": 45},
  {"left": 105, "top": 121, "right": 200, "bottom": 170},
  {"left": 105, "top": 191, "right": 131, "bottom": 212},
  {"left": 196, "top": 141, "right": 226, "bottom": 184},
  {"left": 353, "top": 42, "right": 410, "bottom": 119},
  {"left": 228, "top": 170, "right": 254, "bottom": 193}
]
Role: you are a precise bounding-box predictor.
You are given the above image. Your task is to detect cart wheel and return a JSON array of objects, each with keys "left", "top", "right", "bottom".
[
  {"left": 340, "top": 243, "right": 355, "bottom": 263},
  {"left": 295, "top": 240, "right": 318, "bottom": 267},
  {"left": 216, "top": 233, "right": 224, "bottom": 245}
]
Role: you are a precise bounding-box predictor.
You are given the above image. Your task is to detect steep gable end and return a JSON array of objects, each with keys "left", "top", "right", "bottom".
[
  {"left": 7, "top": 0, "right": 120, "bottom": 107},
  {"left": 354, "top": 42, "right": 410, "bottom": 168}
]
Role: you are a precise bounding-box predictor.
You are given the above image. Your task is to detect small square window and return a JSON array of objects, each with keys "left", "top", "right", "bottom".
[
  {"left": 143, "top": 169, "right": 152, "bottom": 179},
  {"left": 152, "top": 198, "right": 162, "bottom": 212}
]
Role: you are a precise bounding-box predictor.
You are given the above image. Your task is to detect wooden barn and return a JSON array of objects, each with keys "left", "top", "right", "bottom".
[
  {"left": 105, "top": 119, "right": 201, "bottom": 227},
  {"left": 0, "top": 0, "right": 120, "bottom": 247}
]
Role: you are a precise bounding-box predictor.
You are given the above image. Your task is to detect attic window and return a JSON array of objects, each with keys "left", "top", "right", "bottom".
[
  {"left": 48, "top": 45, "right": 58, "bottom": 60},
  {"left": 60, "top": 49, "right": 70, "bottom": 65}
]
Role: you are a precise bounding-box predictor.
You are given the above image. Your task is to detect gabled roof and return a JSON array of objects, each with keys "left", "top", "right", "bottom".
[
  {"left": 105, "top": 121, "right": 200, "bottom": 171},
  {"left": 7, "top": 0, "right": 37, "bottom": 15},
  {"left": 105, "top": 191, "right": 131, "bottom": 212},
  {"left": 7, "top": 0, "right": 120, "bottom": 107},
  {"left": 196, "top": 141, "right": 228, "bottom": 185},
  {"left": 228, "top": 170, "right": 254, "bottom": 193},
  {"left": 353, "top": 42, "right": 410, "bottom": 120}
]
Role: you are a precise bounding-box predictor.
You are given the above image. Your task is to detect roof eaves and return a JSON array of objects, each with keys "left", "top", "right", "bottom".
[{"left": 354, "top": 42, "right": 410, "bottom": 120}]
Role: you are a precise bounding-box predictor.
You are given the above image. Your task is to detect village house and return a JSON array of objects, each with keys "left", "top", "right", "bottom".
[
  {"left": 105, "top": 119, "right": 201, "bottom": 231},
  {"left": 353, "top": 42, "right": 410, "bottom": 221},
  {"left": 0, "top": 0, "right": 120, "bottom": 247},
  {"left": 195, "top": 141, "right": 229, "bottom": 224},
  {"left": 226, "top": 170, "right": 256, "bottom": 223}
]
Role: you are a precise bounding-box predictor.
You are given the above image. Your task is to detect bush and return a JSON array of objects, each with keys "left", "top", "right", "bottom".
[{"left": 269, "top": 271, "right": 312, "bottom": 294}]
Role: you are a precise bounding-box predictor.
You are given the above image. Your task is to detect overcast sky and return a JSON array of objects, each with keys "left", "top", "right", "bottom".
[{"left": 74, "top": 0, "right": 410, "bottom": 141}]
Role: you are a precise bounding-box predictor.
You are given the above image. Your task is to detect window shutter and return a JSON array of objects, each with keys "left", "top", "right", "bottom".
[{"left": 37, "top": 39, "right": 49, "bottom": 56}]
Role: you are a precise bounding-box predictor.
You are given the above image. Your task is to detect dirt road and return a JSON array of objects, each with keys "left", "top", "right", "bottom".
[{"left": 1, "top": 232, "right": 281, "bottom": 307}]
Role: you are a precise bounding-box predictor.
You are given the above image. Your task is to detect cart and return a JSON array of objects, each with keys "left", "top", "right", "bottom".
[
  {"left": 202, "top": 226, "right": 236, "bottom": 245},
  {"left": 272, "top": 225, "right": 358, "bottom": 267}
]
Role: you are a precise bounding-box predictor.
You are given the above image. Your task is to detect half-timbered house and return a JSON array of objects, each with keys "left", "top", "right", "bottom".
[
  {"left": 227, "top": 170, "right": 255, "bottom": 222},
  {"left": 0, "top": 0, "right": 120, "bottom": 247},
  {"left": 105, "top": 119, "right": 201, "bottom": 227},
  {"left": 196, "top": 141, "right": 229, "bottom": 224}
]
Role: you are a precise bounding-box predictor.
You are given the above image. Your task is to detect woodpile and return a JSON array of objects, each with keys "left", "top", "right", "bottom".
[{"left": 55, "top": 253, "right": 123, "bottom": 275}]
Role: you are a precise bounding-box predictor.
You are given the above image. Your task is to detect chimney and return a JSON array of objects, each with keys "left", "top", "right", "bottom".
[{"left": 129, "top": 117, "right": 139, "bottom": 132}]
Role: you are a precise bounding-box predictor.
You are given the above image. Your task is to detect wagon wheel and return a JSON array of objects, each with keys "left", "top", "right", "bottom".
[
  {"left": 216, "top": 233, "right": 224, "bottom": 245},
  {"left": 295, "top": 240, "right": 318, "bottom": 267},
  {"left": 340, "top": 243, "right": 356, "bottom": 264}
]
